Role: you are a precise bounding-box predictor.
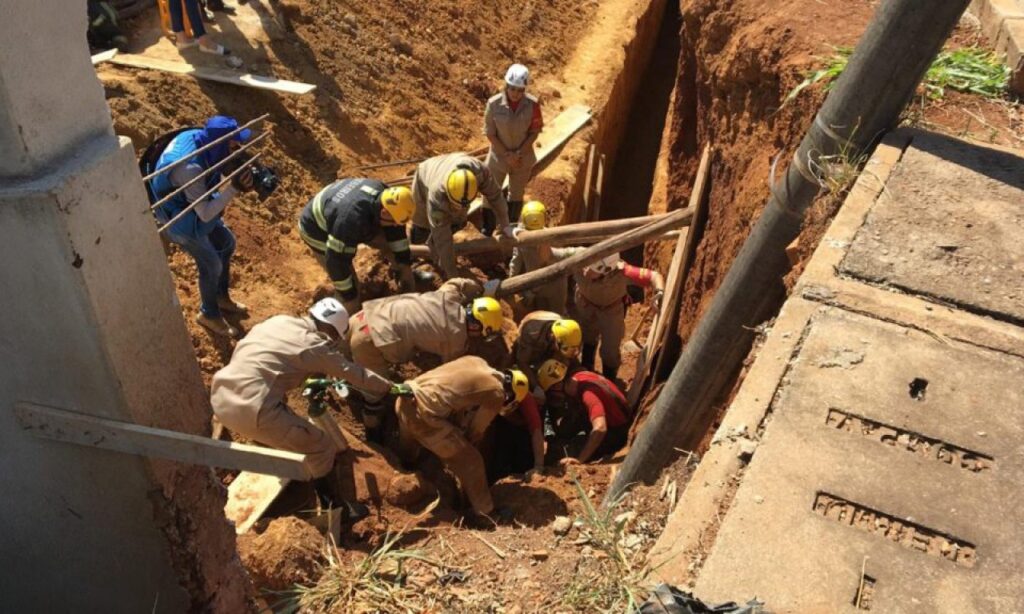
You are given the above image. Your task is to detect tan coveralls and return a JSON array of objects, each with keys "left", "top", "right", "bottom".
[
  {"left": 573, "top": 267, "right": 651, "bottom": 375},
  {"left": 483, "top": 92, "right": 542, "bottom": 202},
  {"left": 508, "top": 238, "right": 576, "bottom": 314},
  {"left": 396, "top": 356, "right": 507, "bottom": 514},
  {"left": 411, "top": 152, "right": 510, "bottom": 278},
  {"left": 211, "top": 315, "right": 392, "bottom": 477},
  {"left": 513, "top": 310, "right": 563, "bottom": 389},
  {"left": 348, "top": 278, "right": 483, "bottom": 401}
]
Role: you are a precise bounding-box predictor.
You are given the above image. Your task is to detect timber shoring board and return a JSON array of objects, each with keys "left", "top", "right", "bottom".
[
  {"left": 14, "top": 401, "right": 314, "bottom": 480},
  {"left": 91, "top": 49, "right": 118, "bottom": 66},
  {"left": 106, "top": 53, "right": 317, "bottom": 95},
  {"left": 627, "top": 145, "right": 712, "bottom": 409},
  {"left": 225, "top": 471, "right": 292, "bottom": 534}
]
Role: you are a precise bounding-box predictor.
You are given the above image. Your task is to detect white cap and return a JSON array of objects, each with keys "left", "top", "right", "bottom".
[
  {"left": 309, "top": 298, "right": 350, "bottom": 336},
  {"left": 504, "top": 63, "right": 529, "bottom": 88}
]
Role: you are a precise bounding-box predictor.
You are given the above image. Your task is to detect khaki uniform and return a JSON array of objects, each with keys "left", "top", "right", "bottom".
[
  {"left": 211, "top": 315, "right": 392, "bottom": 477},
  {"left": 348, "top": 278, "right": 483, "bottom": 400},
  {"left": 396, "top": 356, "right": 507, "bottom": 514},
  {"left": 573, "top": 268, "right": 646, "bottom": 375},
  {"left": 509, "top": 240, "right": 577, "bottom": 313},
  {"left": 412, "top": 153, "right": 509, "bottom": 278},
  {"left": 483, "top": 92, "right": 541, "bottom": 202},
  {"left": 513, "top": 310, "right": 562, "bottom": 387}
]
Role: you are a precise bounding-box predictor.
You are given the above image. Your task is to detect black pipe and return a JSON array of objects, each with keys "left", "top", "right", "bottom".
[{"left": 607, "top": 0, "right": 970, "bottom": 502}]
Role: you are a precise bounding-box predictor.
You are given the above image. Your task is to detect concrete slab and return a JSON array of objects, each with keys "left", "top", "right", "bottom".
[
  {"left": 653, "top": 129, "right": 1024, "bottom": 612},
  {"left": 842, "top": 131, "right": 1024, "bottom": 324},
  {"left": 695, "top": 308, "right": 1024, "bottom": 613}
]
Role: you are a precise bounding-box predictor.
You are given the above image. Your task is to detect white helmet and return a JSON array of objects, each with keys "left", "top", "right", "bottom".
[
  {"left": 504, "top": 63, "right": 529, "bottom": 88},
  {"left": 589, "top": 253, "right": 620, "bottom": 275},
  {"left": 310, "top": 298, "right": 350, "bottom": 336}
]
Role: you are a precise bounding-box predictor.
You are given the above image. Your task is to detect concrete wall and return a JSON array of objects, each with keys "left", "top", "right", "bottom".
[{"left": 0, "top": 2, "right": 250, "bottom": 610}]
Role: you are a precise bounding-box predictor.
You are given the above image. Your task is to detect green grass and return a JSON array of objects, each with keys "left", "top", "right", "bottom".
[{"left": 783, "top": 46, "right": 1009, "bottom": 108}]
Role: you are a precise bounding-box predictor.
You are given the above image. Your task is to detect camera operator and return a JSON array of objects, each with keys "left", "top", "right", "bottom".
[{"left": 148, "top": 115, "right": 257, "bottom": 338}]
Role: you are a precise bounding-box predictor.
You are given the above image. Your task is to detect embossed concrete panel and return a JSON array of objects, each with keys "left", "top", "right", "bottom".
[
  {"left": 841, "top": 131, "right": 1024, "bottom": 323},
  {"left": 694, "top": 308, "right": 1024, "bottom": 613}
]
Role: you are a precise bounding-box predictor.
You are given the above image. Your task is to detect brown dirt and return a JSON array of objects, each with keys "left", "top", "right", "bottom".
[{"left": 237, "top": 516, "right": 325, "bottom": 592}]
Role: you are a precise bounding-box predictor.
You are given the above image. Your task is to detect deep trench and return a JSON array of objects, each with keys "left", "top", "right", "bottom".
[{"left": 599, "top": 4, "right": 682, "bottom": 270}]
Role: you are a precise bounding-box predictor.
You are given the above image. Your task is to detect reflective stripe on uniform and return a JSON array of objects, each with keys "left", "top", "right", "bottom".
[
  {"left": 360, "top": 184, "right": 381, "bottom": 197},
  {"left": 333, "top": 277, "right": 355, "bottom": 291},
  {"left": 327, "top": 235, "right": 357, "bottom": 254},
  {"left": 298, "top": 224, "right": 327, "bottom": 252},
  {"left": 387, "top": 238, "right": 411, "bottom": 252},
  {"left": 311, "top": 188, "right": 329, "bottom": 231}
]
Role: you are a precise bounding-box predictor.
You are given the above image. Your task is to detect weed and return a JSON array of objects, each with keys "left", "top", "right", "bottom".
[
  {"left": 783, "top": 46, "right": 1009, "bottom": 109},
  {"left": 559, "top": 474, "right": 659, "bottom": 612}
]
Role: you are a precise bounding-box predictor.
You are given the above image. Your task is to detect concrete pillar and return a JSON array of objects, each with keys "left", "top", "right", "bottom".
[{"left": 0, "top": 3, "right": 250, "bottom": 611}]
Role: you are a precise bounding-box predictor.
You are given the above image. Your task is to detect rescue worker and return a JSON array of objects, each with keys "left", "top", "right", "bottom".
[
  {"left": 410, "top": 152, "right": 514, "bottom": 279},
  {"left": 147, "top": 115, "right": 254, "bottom": 338},
  {"left": 483, "top": 63, "right": 543, "bottom": 231},
  {"left": 573, "top": 253, "right": 665, "bottom": 380},
  {"left": 487, "top": 358, "right": 567, "bottom": 482},
  {"left": 513, "top": 310, "right": 583, "bottom": 395},
  {"left": 298, "top": 177, "right": 420, "bottom": 313},
  {"left": 347, "top": 278, "right": 504, "bottom": 440},
  {"left": 210, "top": 298, "right": 397, "bottom": 514},
  {"left": 548, "top": 364, "right": 633, "bottom": 465},
  {"left": 394, "top": 355, "right": 530, "bottom": 522},
  {"left": 508, "top": 201, "right": 576, "bottom": 313}
]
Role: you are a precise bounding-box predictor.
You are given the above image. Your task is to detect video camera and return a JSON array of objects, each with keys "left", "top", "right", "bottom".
[{"left": 223, "top": 154, "right": 280, "bottom": 200}]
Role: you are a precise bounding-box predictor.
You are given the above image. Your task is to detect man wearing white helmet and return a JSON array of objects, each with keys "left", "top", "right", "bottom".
[
  {"left": 482, "top": 63, "right": 544, "bottom": 232},
  {"left": 210, "top": 298, "right": 396, "bottom": 507}
]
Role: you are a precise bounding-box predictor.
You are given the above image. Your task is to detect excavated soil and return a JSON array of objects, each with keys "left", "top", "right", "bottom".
[{"left": 103, "top": 0, "right": 1024, "bottom": 608}]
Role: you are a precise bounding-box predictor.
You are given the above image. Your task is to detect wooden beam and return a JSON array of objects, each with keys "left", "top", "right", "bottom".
[
  {"left": 582, "top": 144, "right": 597, "bottom": 219},
  {"left": 627, "top": 145, "right": 712, "bottom": 408},
  {"left": 409, "top": 212, "right": 681, "bottom": 257},
  {"left": 591, "top": 153, "right": 606, "bottom": 222},
  {"left": 91, "top": 49, "right": 118, "bottom": 66},
  {"left": 495, "top": 208, "right": 693, "bottom": 299},
  {"left": 14, "top": 402, "right": 315, "bottom": 481},
  {"left": 106, "top": 54, "right": 317, "bottom": 95}
]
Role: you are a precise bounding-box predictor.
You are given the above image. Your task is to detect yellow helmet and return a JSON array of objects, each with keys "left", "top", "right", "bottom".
[
  {"left": 538, "top": 359, "right": 568, "bottom": 391},
  {"left": 469, "top": 297, "right": 504, "bottom": 337},
  {"left": 520, "top": 200, "right": 546, "bottom": 231},
  {"left": 445, "top": 168, "right": 478, "bottom": 206},
  {"left": 380, "top": 186, "right": 415, "bottom": 223},
  {"left": 551, "top": 319, "right": 582, "bottom": 357},
  {"left": 506, "top": 369, "right": 530, "bottom": 404}
]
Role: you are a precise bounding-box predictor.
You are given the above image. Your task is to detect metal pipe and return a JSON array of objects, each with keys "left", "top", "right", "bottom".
[
  {"left": 148, "top": 130, "right": 270, "bottom": 211},
  {"left": 141, "top": 114, "right": 269, "bottom": 182},
  {"left": 157, "top": 153, "right": 261, "bottom": 234},
  {"left": 607, "top": 0, "right": 970, "bottom": 502}
]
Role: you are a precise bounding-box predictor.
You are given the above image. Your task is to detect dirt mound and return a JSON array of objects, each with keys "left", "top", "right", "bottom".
[{"left": 237, "top": 516, "right": 324, "bottom": 592}]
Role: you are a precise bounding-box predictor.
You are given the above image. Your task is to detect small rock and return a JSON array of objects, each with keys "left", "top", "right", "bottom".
[
  {"left": 614, "top": 511, "right": 636, "bottom": 525},
  {"left": 342, "top": 12, "right": 357, "bottom": 26},
  {"left": 737, "top": 438, "right": 758, "bottom": 460},
  {"left": 388, "top": 35, "right": 414, "bottom": 56},
  {"left": 530, "top": 550, "right": 549, "bottom": 561},
  {"left": 977, "top": 431, "right": 987, "bottom": 437},
  {"left": 623, "top": 534, "right": 643, "bottom": 550},
  {"left": 551, "top": 515, "right": 572, "bottom": 535},
  {"left": 580, "top": 545, "right": 594, "bottom": 557},
  {"left": 753, "top": 495, "right": 765, "bottom": 504}
]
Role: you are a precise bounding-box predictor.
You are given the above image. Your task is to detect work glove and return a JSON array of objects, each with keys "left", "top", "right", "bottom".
[
  {"left": 483, "top": 279, "right": 501, "bottom": 297},
  {"left": 390, "top": 382, "right": 415, "bottom": 398}
]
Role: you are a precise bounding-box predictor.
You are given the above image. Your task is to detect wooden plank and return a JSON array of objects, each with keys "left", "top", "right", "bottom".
[
  {"left": 467, "top": 104, "right": 592, "bottom": 216},
  {"left": 592, "top": 153, "right": 606, "bottom": 222},
  {"left": 496, "top": 208, "right": 692, "bottom": 299},
  {"left": 225, "top": 471, "right": 291, "bottom": 534},
  {"left": 582, "top": 144, "right": 597, "bottom": 219},
  {"left": 14, "top": 402, "right": 315, "bottom": 481},
  {"left": 107, "top": 54, "right": 317, "bottom": 95},
  {"left": 627, "top": 144, "right": 712, "bottom": 409},
  {"left": 91, "top": 49, "right": 118, "bottom": 66}
]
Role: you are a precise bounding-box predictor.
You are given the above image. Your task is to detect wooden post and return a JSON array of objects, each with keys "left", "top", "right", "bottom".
[
  {"left": 582, "top": 144, "right": 597, "bottom": 220},
  {"left": 495, "top": 208, "right": 693, "bottom": 299},
  {"left": 14, "top": 402, "right": 315, "bottom": 480},
  {"left": 592, "top": 153, "right": 606, "bottom": 222}
]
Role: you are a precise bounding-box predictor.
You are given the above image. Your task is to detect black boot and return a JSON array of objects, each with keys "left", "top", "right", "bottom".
[
  {"left": 480, "top": 208, "right": 497, "bottom": 236},
  {"left": 582, "top": 344, "right": 598, "bottom": 371},
  {"left": 507, "top": 200, "right": 524, "bottom": 226},
  {"left": 363, "top": 399, "right": 386, "bottom": 444},
  {"left": 602, "top": 364, "right": 619, "bottom": 381},
  {"left": 312, "top": 477, "right": 369, "bottom": 524}
]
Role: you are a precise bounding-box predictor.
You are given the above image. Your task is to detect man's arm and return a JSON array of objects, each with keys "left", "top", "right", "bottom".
[
  {"left": 427, "top": 200, "right": 459, "bottom": 278},
  {"left": 472, "top": 162, "right": 510, "bottom": 231},
  {"left": 576, "top": 415, "right": 608, "bottom": 464},
  {"left": 466, "top": 405, "right": 499, "bottom": 446},
  {"left": 172, "top": 163, "right": 238, "bottom": 222},
  {"left": 382, "top": 223, "right": 415, "bottom": 291},
  {"left": 302, "top": 344, "right": 393, "bottom": 400}
]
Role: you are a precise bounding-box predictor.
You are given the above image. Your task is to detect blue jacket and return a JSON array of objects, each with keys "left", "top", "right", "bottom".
[{"left": 150, "top": 116, "right": 247, "bottom": 238}]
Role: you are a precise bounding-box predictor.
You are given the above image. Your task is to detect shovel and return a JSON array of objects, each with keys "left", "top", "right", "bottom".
[{"left": 622, "top": 302, "right": 657, "bottom": 353}]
